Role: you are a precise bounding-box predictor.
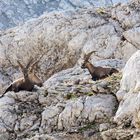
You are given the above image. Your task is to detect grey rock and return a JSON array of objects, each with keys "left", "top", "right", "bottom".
[
  {"left": 0, "top": 133, "right": 9, "bottom": 140},
  {"left": 101, "top": 127, "right": 134, "bottom": 140},
  {"left": 40, "top": 94, "right": 118, "bottom": 132},
  {"left": 115, "top": 50, "right": 140, "bottom": 128},
  {"left": 0, "top": 0, "right": 128, "bottom": 30},
  {"left": 0, "top": 1, "right": 140, "bottom": 140},
  {"left": 99, "top": 123, "right": 110, "bottom": 132},
  {"left": 0, "top": 3, "right": 138, "bottom": 94},
  {"left": 123, "top": 27, "right": 140, "bottom": 49}
]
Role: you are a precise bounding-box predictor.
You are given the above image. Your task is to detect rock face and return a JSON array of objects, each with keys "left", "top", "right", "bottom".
[
  {"left": 0, "top": 0, "right": 140, "bottom": 140},
  {"left": 0, "top": 0, "right": 128, "bottom": 30},
  {"left": 41, "top": 94, "right": 117, "bottom": 133},
  {"left": 0, "top": 69, "right": 120, "bottom": 139},
  {"left": 115, "top": 50, "right": 140, "bottom": 126},
  {"left": 98, "top": 50, "right": 140, "bottom": 140},
  {"left": 0, "top": 1, "right": 139, "bottom": 93}
]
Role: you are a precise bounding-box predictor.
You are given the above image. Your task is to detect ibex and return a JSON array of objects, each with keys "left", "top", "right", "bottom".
[
  {"left": 1, "top": 58, "right": 43, "bottom": 97},
  {"left": 81, "top": 51, "right": 119, "bottom": 81}
]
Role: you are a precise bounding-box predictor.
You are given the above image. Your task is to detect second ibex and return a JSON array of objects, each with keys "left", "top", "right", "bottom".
[{"left": 81, "top": 51, "right": 119, "bottom": 81}]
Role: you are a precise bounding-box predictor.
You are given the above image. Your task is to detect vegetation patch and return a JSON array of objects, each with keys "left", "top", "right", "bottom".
[
  {"left": 78, "top": 122, "right": 99, "bottom": 133},
  {"left": 106, "top": 72, "right": 122, "bottom": 93},
  {"left": 65, "top": 93, "right": 77, "bottom": 100}
]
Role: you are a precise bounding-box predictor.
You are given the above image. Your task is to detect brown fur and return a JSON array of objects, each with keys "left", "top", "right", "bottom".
[
  {"left": 28, "top": 73, "right": 43, "bottom": 87},
  {"left": 81, "top": 52, "right": 119, "bottom": 81},
  {"left": 1, "top": 59, "right": 43, "bottom": 97}
]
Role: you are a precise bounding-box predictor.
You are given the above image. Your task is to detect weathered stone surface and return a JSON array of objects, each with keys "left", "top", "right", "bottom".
[
  {"left": 111, "top": 2, "right": 140, "bottom": 29},
  {"left": 44, "top": 66, "right": 121, "bottom": 103},
  {"left": 123, "top": 27, "right": 140, "bottom": 49},
  {"left": 0, "top": 1, "right": 140, "bottom": 140},
  {"left": 120, "top": 41, "right": 138, "bottom": 61},
  {"left": 0, "top": 91, "right": 43, "bottom": 139},
  {"left": 0, "top": 7, "right": 124, "bottom": 93},
  {"left": 40, "top": 94, "right": 118, "bottom": 133},
  {"left": 0, "top": 0, "right": 128, "bottom": 30},
  {"left": 26, "top": 133, "right": 84, "bottom": 140},
  {"left": 0, "top": 133, "right": 9, "bottom": 140},
  {"left": 0, "top": 65, "right": 120, "bottom": 139},
  {"left": 114, "top": 51, "right": 140, "bottom": 131},
  {"left": 101, "top": 127, "right": 134, "bottom": 140},
  {"left": 118, "top": 50, "right": 140, "bottom": 96},
  {"left": 0, "top": 1, "right": 139, "bottom": 95}
]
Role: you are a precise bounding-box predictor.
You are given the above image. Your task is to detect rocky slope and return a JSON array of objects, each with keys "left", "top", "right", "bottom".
[
  {"left": 0, "top": 0, "right": 140, "bottom": 140},
  {"left": 0, "top": 0, "right": 128, "bottom": 30}
]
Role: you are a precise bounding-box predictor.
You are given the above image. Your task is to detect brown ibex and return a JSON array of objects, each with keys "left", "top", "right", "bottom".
[
  {"left": 1, "top": 58, "right": 43, "bottom": 97},
  {"left": 81, "top": 51, "right": 119, "bottom": 81}
]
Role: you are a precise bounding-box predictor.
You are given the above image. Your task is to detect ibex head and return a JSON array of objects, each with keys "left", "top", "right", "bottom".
[
  {"left": 17, "top": 58, "right": 34, "bottom": 79},
  {"left": 17, "top": 57, "right": 43, "bottom": 87},
  {"left": 81, "top": 51, "right": 96, "bottom": 69},
  {"left": 28, "top": 59, "right": 43, "bottom": 87}
]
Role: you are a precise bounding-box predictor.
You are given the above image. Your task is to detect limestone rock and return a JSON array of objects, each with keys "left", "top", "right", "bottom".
[
  {"left": 0, "top": 0, "right": 128, "bottom": 30},
  {"left": 115, "top": 50, "right": 140, "bottom": 129},
  {"left": 111, "top": 2, "right": 140, "bottom": 29},
  {"left": 26, "top": 133, "right": 84, "bottom": 140},
  {"left": 123, "top": 27, "right": 140, "bottom": 49},
  {"left": 0, "top": 2, "right": 139, "bottom": 94},
  {"left": 118, "top": 50, "right": 140, "bottom": 95},
  {"left": 0, "top": 133, "right": 9, "bottom": 140},
  {"left": 41, "top": 94, "right": 118, "bottom": 132},
  {"left": 101, "top": 127, "right": 134, "bottom": 140},
  {"left": 0, "top": 1, "right": 139, "bottom": 140},
  {"left": 0, "top": 91, "right": 44, "bottom": 139}
]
